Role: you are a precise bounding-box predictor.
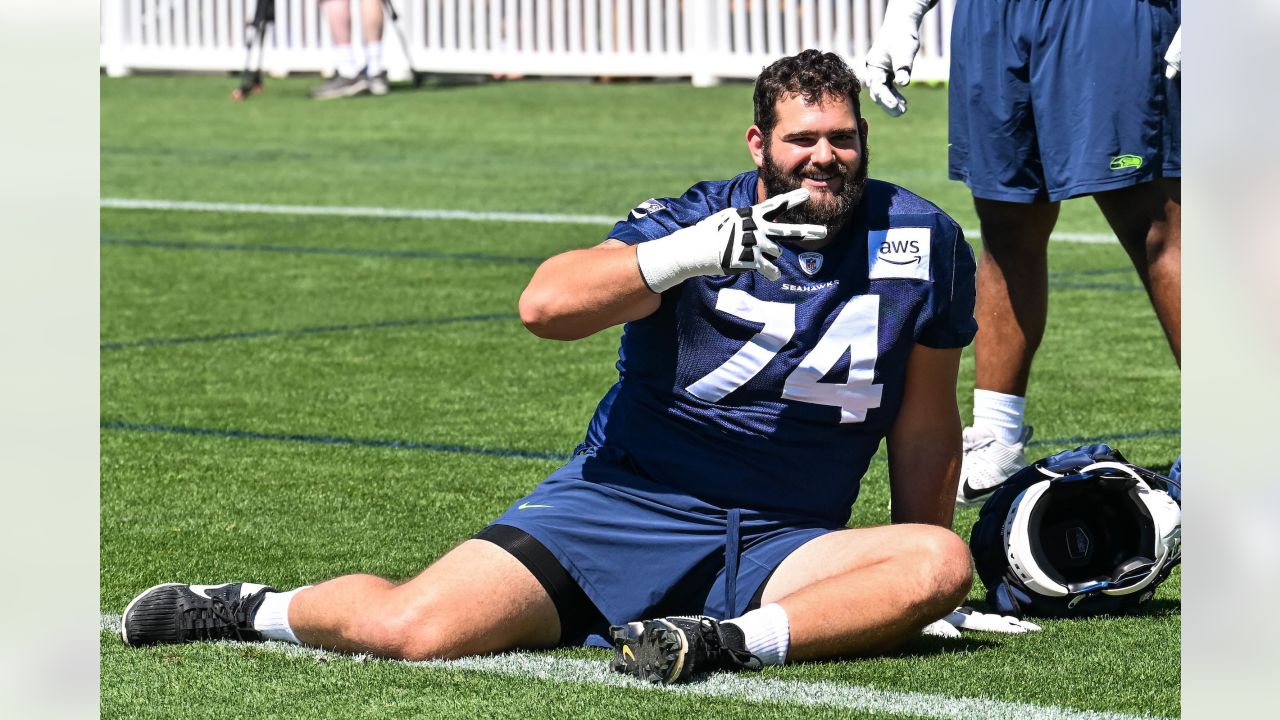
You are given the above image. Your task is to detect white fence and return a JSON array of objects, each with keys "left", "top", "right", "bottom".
[{"left": 100, "top": 0, "right": 954, "bottom": 86}]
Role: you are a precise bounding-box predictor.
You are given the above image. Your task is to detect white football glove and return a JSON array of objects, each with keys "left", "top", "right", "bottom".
[
  {"left": 1164, "top": 26, "right": 1181, "bottom": 80},
  {"left": 864, "top": 0, "right": 937, "bottom": 117},
  {"left": 635, "top": 188, "right": 826, "bottom": 293},
  {"left": 921, "top": 607, "right": 1042, "bottom": 639}
]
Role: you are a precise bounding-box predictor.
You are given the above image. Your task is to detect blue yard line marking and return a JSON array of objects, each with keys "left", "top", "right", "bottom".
[
  {"left": 1047, "top": 268, "right": 1141, "bottom": 291},
  {"left": 1029, "top": 428, "right": 1180, "bottom": 448},
  {"left": 102, "top": 418, "right": 1177, "bottom": 468},
  {"left": 1049, "top": 267, "right": 1132, "bottom": 278},
  {"left": 868, "top": 427, "right": 1179, "bottom": 466},
  {"left": 101, "top": 314, "right": 518, "bottom": 351},
  {"left": 101, "top": 420, "right": 568, "bottom": 462},
  {"left": 1050, "top": 282, "right": 1142, "bottom": 291},
  {"left": 102, "top": 235, "right": 545, "bottom": 265}
]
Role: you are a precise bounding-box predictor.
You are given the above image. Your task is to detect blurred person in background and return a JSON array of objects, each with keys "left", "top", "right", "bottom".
[
  {"left": 310, "top": 0, "right": 389, "bottom": 99},
  {"left": 867, "top": 0, "right": 1182, "bottom": 503}
]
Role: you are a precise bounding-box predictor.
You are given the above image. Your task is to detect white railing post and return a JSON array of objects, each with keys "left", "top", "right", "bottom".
[
  {"left": 383, "top": 0, "right": 413, "bottom": 81},
  {"left": 686, "top": 0, "right": 718, "bottom": 87},
  {"left": 266, "top": 0, "right": 289, "bottom": 78},
  {"left": 101, "top": 0, "right": 131, "bottom": 76}
]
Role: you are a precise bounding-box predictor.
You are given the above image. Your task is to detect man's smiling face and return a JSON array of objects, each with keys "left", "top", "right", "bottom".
[{"left": 750, "top": 92, "right": 870, "bottom": 236}]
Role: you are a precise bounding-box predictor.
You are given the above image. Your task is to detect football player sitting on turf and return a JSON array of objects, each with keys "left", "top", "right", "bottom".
[{"left": 121, "top": 50, "right": 1026, "bottom": 685}]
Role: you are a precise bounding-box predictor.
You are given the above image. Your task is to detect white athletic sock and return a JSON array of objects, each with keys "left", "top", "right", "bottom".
[
  {"left": 333, "top": 45, "right": 358, "bottom": 78},
  {"left": 724, "top": 603, "right": 790, "bottom": 666},
  {"left": 364, "top": 41, "right": 384, "bottom": 77},
  {"left": 253, "top": 586, "right": 311, "bottom": 644},
  {"left": 973, "top": 389, "right": 1027, "bottom": 446}
]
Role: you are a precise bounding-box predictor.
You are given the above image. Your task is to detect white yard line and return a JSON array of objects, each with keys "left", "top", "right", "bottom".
[
  {"left": 1040, "top": 231, "right": 1115, "bottom": 243},
  {"left": 100, "top": 613, "right": 1161, "bottom": 720},
  {"left": 100, "top": 198, "right": 1116, "bottom": 244},
  {"left": 101, "top": 198, "right": 619, "bottom": 227}
]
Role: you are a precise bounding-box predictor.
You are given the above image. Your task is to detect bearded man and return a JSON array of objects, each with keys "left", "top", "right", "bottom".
[{"left": 119, "top": 50, "right": 1029, "bottom": 685}]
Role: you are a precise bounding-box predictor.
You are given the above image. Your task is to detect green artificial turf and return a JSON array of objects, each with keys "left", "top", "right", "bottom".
[{"left": 102, "top": 75, "right": 1179, "bottom": 719}]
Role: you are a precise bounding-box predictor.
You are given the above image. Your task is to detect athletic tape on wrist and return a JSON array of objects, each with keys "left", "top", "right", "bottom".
[{"left": 635, "top": 231, "right": 721, "bottom": 294}]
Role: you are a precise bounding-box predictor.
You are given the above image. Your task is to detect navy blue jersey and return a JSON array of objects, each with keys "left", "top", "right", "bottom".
[{"left": 582, "top": 171, "right": 976, "bottom": 525}]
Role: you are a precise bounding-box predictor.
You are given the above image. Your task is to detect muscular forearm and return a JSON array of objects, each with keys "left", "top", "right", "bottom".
[
  {"left": 518, "top": 242, "right": 660, "bottom": 341},
  {"left": 887, "top": 431, "right": 961, "bottom": 527},
  {"left": 885, "top": 345, "right": 964, "bottom": 528}
]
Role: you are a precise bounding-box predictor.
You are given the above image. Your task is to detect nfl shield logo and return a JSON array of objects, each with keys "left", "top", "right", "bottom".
[
  {"left": 798, "top": 252, "right": 823, "bottom": 276},
  {"left": 630, "top": 198, "right": 666, "bottom": 219}
]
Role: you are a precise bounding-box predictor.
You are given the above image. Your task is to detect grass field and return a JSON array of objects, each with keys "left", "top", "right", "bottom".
[{"left": 101, "top": 75, "right": 1179, "bottom": 719}]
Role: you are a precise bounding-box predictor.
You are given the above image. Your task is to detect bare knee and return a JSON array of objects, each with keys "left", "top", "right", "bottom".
[
  {"left": 974, "top": 198, "right": 1058, "bottom": 256},
  {"left": 1096, "top": 182, "right": 1180, "bottom": 263},
  {"left": 908, "top": 525, "right": 974, "bottom": 613},
  {"left": 1127, "top": 207, "right": 1180, "bottom": 265},
  {"left": 347, "top": 594, "right": 458, "bottom": 661},
  {"left": 1145, "top": 215, "right": 1180, "bottom": 263}
]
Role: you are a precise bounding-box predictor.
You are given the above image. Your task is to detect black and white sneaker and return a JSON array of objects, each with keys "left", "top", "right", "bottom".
[
  {"left": 956, "top": 425, "right": 1033, "bottom": 508},
  {"left": 609, "top": 616, "right": 761, "bottom": 684},
  {"left": 308, "top": 72, "right": 370, "bottom": 100},
  {"left": 121, "top": 582, "right": 275, "bottom": 646}
]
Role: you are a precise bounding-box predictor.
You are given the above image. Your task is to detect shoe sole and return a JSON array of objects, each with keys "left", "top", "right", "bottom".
[
  {"left": 309, "top": 83, "right": 371, "bottom": 100},
  {"left": 120, "top": 582, "right": 184, "bottom": 646},
  {"left": 609, "top": 620, "right": 688, "bottom": 684}
]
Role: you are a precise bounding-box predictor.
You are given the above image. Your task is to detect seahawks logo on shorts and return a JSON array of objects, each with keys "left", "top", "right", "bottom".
[
  {"left": 630, "top": 199, "right": 666, "bottom": 219},
  {"left": 1109, "top": 154, "right": 1144, "bottom": 171}
]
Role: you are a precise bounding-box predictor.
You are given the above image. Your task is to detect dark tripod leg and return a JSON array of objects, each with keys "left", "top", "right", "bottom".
[
  {"left": 232, "top": 0, "right": 275, "bottom": 100},
  {"left": 381, "top": 0, "right": 429, "bottom": 88}
]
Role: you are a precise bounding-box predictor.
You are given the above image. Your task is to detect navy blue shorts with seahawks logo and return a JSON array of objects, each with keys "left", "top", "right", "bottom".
[
  {"left": 487, "top": 446, "right": 838, "bottom": 648},
  {"left": 948, "top": 0, "right": 1180, "bottom": 202}
]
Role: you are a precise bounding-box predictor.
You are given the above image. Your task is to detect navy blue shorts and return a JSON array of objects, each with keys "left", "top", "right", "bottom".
[
  {"left": 487, "top": 446, "right": 838, "bottom": 647},
  {"left": 948, "top": 0, "right": 1180, "bottom": 202}
]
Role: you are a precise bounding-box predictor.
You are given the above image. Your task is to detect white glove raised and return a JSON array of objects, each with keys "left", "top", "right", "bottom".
[
  {"left": 635, "top": 188, "right": 826, "bottom": 293},
  {"left": 1164, "top": 26, "right": 1181, "bottom": 80},
  {"left": 920, "top": 607, "right": 1042, "bottom": 639},
  {"left": 864, "top": 0, "right": 937, "bottom": 117}
]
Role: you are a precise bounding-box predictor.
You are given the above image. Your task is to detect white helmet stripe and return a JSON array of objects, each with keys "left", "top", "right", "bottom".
[
  {"left": 1077, "top": 461, "right": 1143, "bottom": 482},
  {"left": 1003, "top": 480, "right": 1069, "bottom": 597}
]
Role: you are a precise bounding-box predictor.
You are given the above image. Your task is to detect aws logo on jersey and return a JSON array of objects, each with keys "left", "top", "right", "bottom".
[
  {"left": 630, "top": 199, "right": 667, "bottom": 219},
  {"left": 867, "top": 227, "right": 931, "bottom": 281}
]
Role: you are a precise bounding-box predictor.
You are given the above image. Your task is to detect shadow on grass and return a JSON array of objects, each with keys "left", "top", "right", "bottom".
[
  {"left": 887, "top": 634, "right": 1000, "bottom": 658},
  {"left": 1079, "top": 598, "right": 1182, "bottom": 621},
  {"left": 671, "top": 636, "right": 1004, "bottom": 685},
  {"left": 1134, "top": 598, "right": 1181, "bottom": 617}
]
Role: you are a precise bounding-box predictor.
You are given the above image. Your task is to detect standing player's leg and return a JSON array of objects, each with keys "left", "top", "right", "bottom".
[
  {"left": 972, "top": 198, "right": 1059, "bottom": 398},
  {"left": 1092, "top": 179, "right": 1181, "bottom": 365},
  {"left": 944, "top": 0, "right": 1051, "bottom": 505},
  {"left": 956, "top": 197, "right": 1059, "bottom": 505},
  {"left": 310, "top": 0, "right": 370, "bottom": 99},
  {"left": 121, "top": 539, "right": 561, "bottom": 660},
  {"left": 361, "top": 0, "right": 388, "bottom": 95},
  {"left": 321, "top": 0, "right": 354, "bottom": 72},
  {"left": 612, "top": 523, "right": 972, "bottom": 682}
]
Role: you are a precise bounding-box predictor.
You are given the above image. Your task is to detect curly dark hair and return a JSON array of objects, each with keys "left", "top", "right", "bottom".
[{"left": 753, "top": 50, "right": 864, "bottom": 141}]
